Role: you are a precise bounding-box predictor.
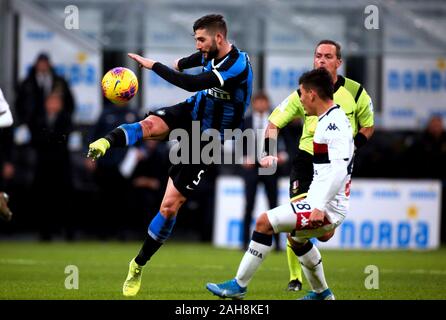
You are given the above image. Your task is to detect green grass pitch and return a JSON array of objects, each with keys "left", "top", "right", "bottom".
[{"left": 0, "top": 241, "right": 445, "bottom": 300}]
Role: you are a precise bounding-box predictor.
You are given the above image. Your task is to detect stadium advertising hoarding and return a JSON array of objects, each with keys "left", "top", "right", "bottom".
[
  {"left": 19, "top": 15, "right": 102, "bottom": 125},
  {"left": 264, "top": 14, "right": 346, "bottom": 108},
  {"left": 264, "top": 55, "right": 312, "bottom": 108},
  {"left": 264, "top": 54, "right": 346, "bottom": 108},
  {"left": 383, "top": 56, "right": 446, "bottom": 130},
  {"left": 214, "top": 177, "right": 441, "bottom": 250}
]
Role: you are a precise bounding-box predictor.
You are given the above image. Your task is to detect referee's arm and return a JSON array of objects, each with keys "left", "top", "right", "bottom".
[{"left": 354, "top": 88, "right": 375, "bottom": 149}]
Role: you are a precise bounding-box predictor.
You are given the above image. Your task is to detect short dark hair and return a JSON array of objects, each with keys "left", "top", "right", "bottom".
[
  {"left": 316, "top": 39, "right": 341, "bottom": 60},
  {"left": 299, "top": 68, "right": 334, "bottom": 101},
  {"left": 193, "top": 14, "right": 227, "bottom": 38}
]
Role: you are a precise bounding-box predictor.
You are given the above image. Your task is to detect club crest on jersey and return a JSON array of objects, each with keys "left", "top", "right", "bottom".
[{"left": 326, "top": 123, "right": 339, "bottom": 131}]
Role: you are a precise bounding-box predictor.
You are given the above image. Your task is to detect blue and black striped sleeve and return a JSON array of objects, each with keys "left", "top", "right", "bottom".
[
  {"left": 177, "top": 52, "right": 203, "bottom": 71},
  {"left": 152, "top": 62, "right": 221, "bottom": 92}
]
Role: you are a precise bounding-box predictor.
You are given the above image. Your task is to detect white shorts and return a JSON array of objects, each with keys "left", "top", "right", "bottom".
[{"left": 266, "top": 199, "right": 347, "bottom": 242}]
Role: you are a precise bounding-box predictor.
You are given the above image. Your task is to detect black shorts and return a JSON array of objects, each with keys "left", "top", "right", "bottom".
[
  {"left": 148, "top": 101, "right": 194, "bottom": 132},
  {"left": 289, "top": 149, "right": 314, "bottom": 199},
  {"left": 149, "top": 101, "right": 214, "bottom": 197},
  {"left": 168, "top": 163, "right": 213, "bottom": 198}
]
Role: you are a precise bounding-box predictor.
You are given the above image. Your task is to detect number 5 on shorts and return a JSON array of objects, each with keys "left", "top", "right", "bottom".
[{"left": 193, "top": 170, "right": 205, "bottom": 186}]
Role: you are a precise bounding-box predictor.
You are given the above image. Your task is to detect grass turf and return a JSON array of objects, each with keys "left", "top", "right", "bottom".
[{"left": 0, "top": 241, "right": 445, "bottom": 300}]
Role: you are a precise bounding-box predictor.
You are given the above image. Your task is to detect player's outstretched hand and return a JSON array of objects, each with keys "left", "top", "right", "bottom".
[
  {"left": 87, "top": 138, "right": 110, "bottom": 161},
  {"left": 128, "top": 53, "right": 157, "bottom": 69},
  {"left": 259, "top": 155, "right": 278, "bottom": 168}
]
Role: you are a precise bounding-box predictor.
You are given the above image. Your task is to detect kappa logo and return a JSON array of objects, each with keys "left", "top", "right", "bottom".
[
  {"left": 301, "top": 216, "right": 309, "bottom": 228},
  {"left": 326, "top": 123, "right": 339, "bottom": 131},
  {"left": 156, "top": 110, "right": 166, "bottom": 116}
]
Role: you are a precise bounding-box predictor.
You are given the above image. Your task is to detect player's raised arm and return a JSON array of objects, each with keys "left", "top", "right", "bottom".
[
  {"left": 128, "top": 52, "right": 220, "bottom": 92},
  {"left": 174, "top": 52, "right": 203, "bottom": 71}
]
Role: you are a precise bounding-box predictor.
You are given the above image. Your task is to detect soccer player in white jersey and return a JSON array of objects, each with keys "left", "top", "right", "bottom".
[
  {"left": 0, "top": 88, "right": 14, "bottom": 221},
  {"left": 206, "top": 68, "right": 354, "bottom": 300}
]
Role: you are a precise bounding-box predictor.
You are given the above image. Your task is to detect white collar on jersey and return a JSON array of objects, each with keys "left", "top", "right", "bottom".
[{"left": 211, "top": 44, "right": 233, "bottom": 69}]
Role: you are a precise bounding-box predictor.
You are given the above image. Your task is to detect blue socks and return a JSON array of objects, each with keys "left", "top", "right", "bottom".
[
  {"left": 119, "top": 123, "right": 143, "bottom": 146},
  {"left": 148, "top": 212, "right": 176, "bottom": 243},
  {"left": 135, "top": 212, "right": 176, "bottom": 266}
]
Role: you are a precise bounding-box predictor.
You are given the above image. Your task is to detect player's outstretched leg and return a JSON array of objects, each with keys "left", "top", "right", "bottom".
[
  {"left": 123, "top": 258, "right": 144, "bottom": 297},
  {"left": 286, "top": 237, "right": 303, "bottom": 291}
]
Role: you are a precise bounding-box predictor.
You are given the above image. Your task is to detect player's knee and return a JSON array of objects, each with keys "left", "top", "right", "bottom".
[
  {"left": 317, "top": 230, "right": 335, "bottom": 242},
  {"left": 140, "top": 115, "right": 168, "bottom": 138},
  {"left": 160, "top": 198, "right": 184, "bottom": 219},
  {"left": 255, "top": 213, "right": 273, "bottom": 234}
]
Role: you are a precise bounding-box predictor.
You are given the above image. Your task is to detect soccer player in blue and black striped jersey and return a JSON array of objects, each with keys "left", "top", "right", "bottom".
[{"left": 87, "top": 14, "right": 253, "bottom": 296}]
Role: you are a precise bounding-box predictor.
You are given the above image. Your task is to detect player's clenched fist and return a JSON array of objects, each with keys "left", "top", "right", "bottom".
[{"left": 87, "top": 138, "right": 110, "bottom": 161}]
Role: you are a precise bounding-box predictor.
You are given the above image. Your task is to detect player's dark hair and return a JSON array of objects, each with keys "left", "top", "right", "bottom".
[
  {"left": 193, "top": 14, "right": 227, "bottom": 38},
  {"left": 316, "top": 39, "right": 342, "bottom": 60},
  {"left": 299, "top": 68, "right": 334, "bottom": 101}
]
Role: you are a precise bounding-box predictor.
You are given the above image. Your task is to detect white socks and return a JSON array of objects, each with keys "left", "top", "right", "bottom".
[
  {"left": 298, "top": 244, "right": 328, "bottom": 293},
  {"left": 235, "top": 239, "right": 272, "bottom": 288}
]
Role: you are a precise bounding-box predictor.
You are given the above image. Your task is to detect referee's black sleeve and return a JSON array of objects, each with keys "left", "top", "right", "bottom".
[
  {"left": 152, "top": 62, "right": 221, "bottom": 92},
  {"left": 177, "top": 52, "right": 203, "bottom": 70}
]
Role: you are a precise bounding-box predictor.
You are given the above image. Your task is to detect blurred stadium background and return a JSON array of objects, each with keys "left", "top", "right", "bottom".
[{"left": 0, "top": 0, "right": 446, "bottom": 299}]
